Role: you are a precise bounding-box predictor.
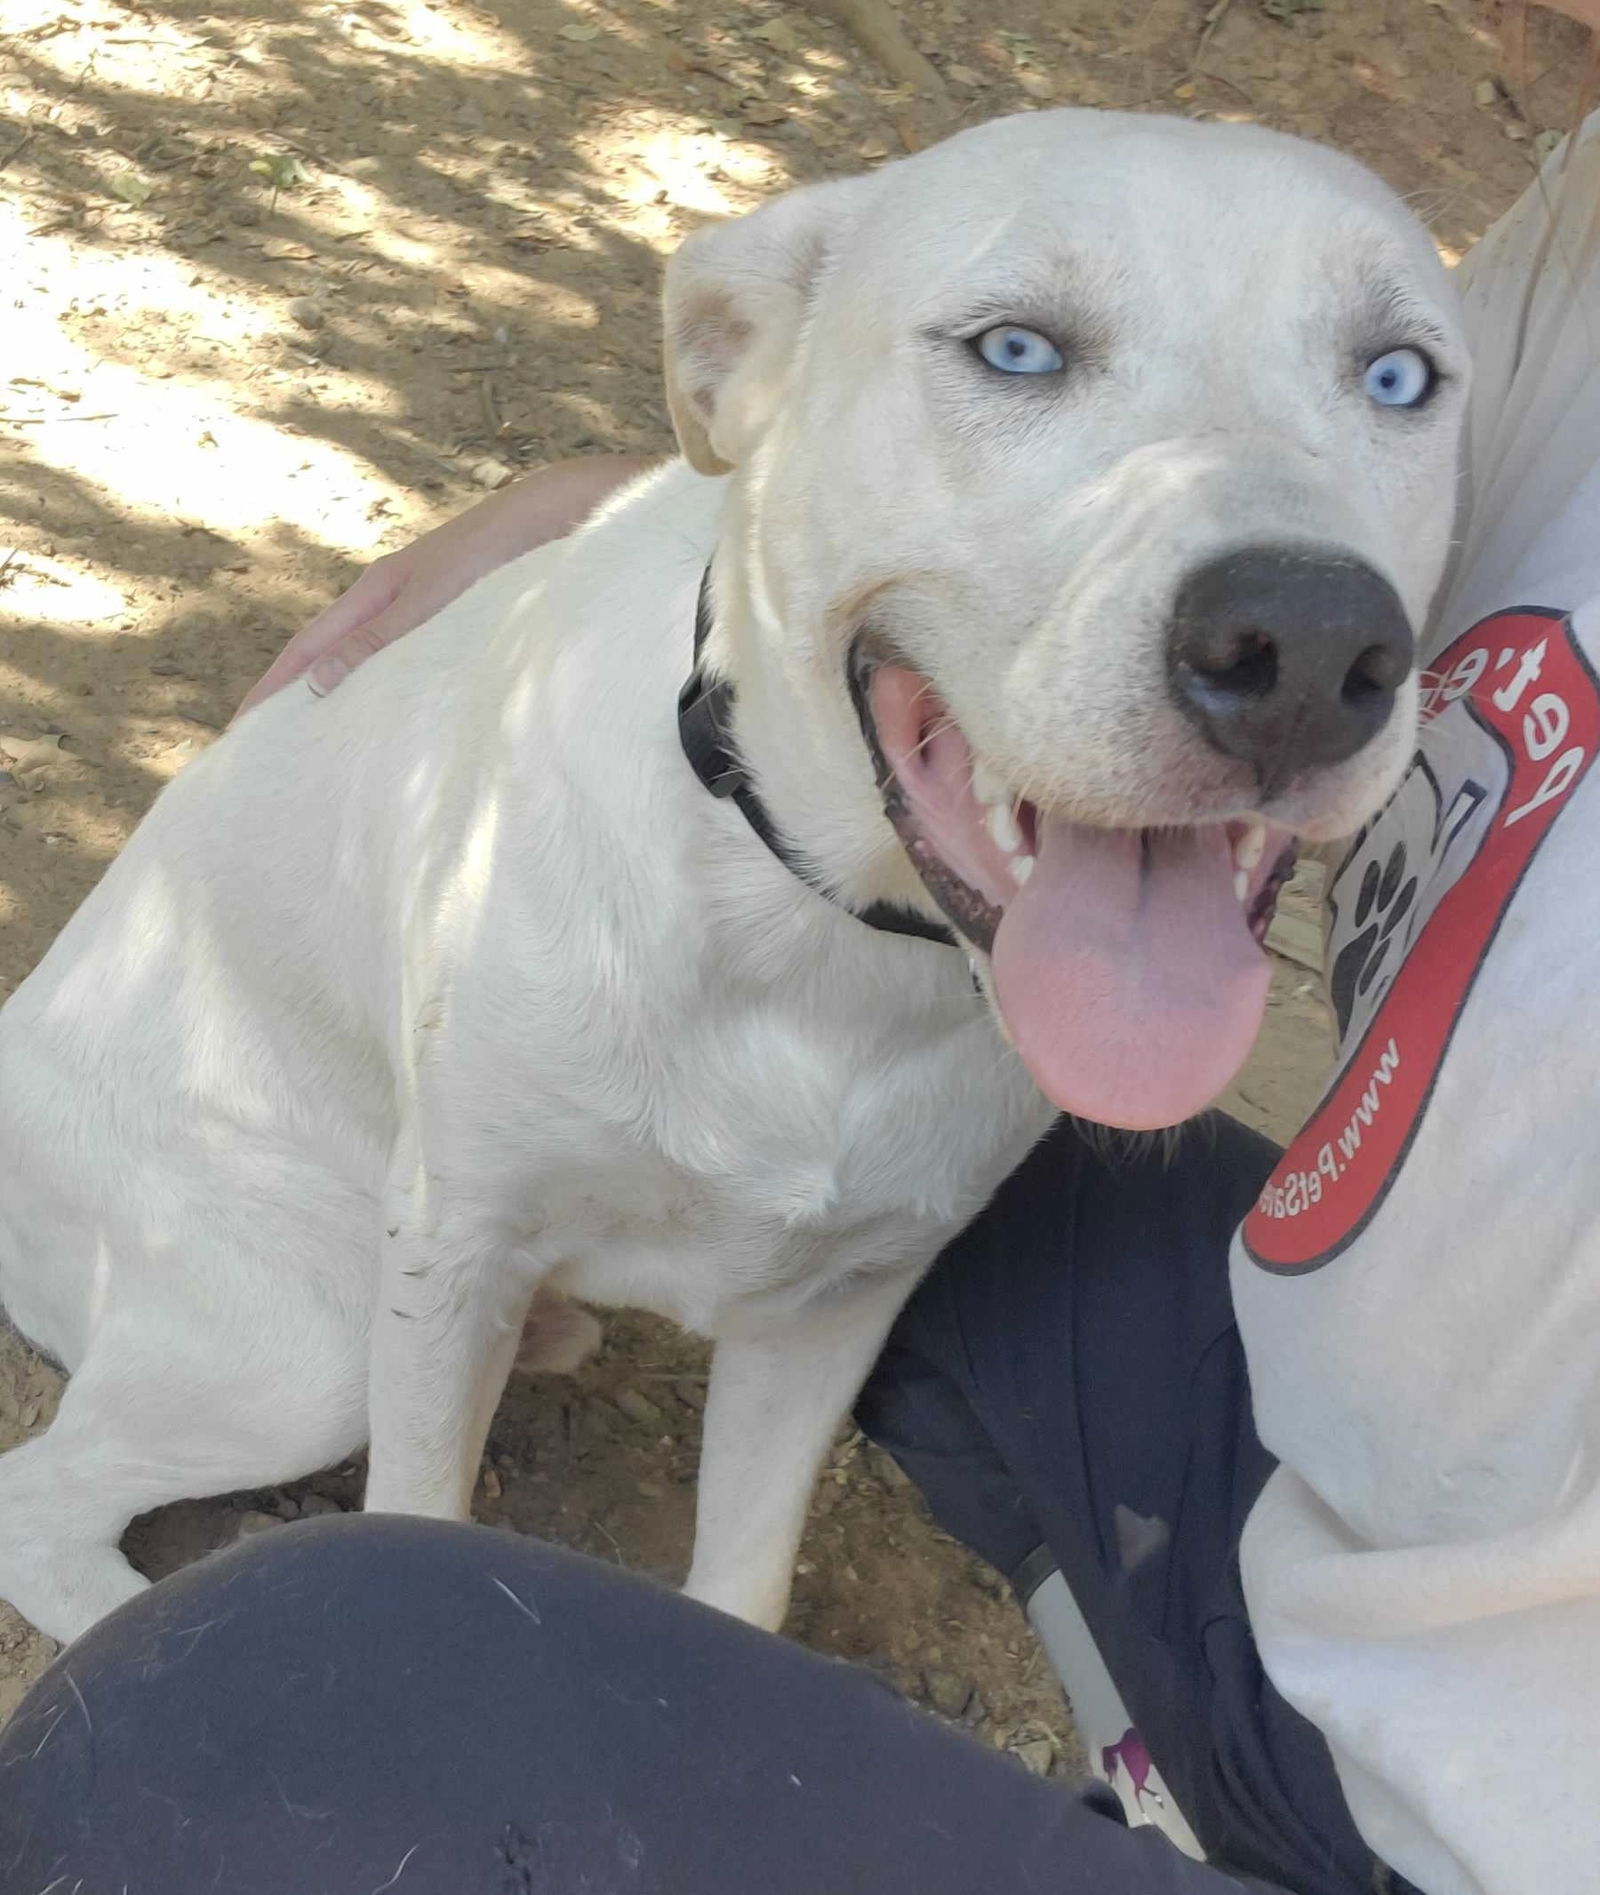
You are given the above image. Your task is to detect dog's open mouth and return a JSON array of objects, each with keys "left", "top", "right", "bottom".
[{"left": 855, "top": 654, "right": 1297, "bottom": 1130}]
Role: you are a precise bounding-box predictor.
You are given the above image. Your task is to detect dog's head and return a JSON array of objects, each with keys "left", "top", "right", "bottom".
[{"left": 663, "top": 110, "right": 1467, "bottom": 1131}]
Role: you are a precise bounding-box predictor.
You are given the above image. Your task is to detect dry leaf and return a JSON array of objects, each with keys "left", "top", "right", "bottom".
[
  {"left": 0, "top": 733, "right": 64, "bottom": 768},
  {"left": 249, "top": 153, "right": 307, "bottom": 190},
  {"left": 108, "top": 172, "right": 155, "bottom": 206}
]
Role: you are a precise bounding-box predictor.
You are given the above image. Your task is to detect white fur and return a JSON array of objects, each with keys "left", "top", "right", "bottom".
[{"left": 0, "top": 110, "right": 1465, "bottom": 1643}]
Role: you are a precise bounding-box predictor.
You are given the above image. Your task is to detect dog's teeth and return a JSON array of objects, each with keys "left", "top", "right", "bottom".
[
  {"left": 1235, "top": 818, "right": 1267, "bottom": 876},
  {"left": 1231, "top": 818, "right": 1267, "bottom": 907},
  {"left": 972, "top": 763, "right": 1005, "bottom": 808},
  {"left": 1010, "top": 852, "right": 1035, "bottom": 886},
  {"left": 987, "top": 800, "right": 1023, "bottom": 855}
]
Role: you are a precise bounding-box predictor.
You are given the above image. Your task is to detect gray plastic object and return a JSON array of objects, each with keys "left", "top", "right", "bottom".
[{"left": 1024, "top": 1563, "right": 1205, "bottom": 1859}]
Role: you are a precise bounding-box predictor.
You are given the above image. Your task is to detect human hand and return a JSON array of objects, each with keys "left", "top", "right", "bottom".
[{"left": 236, "top": 453, "right": 656, "bottom": 715}]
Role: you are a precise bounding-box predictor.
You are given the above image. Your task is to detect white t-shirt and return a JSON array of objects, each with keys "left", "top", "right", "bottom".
[{"left": 1234, "top": 119, "right": 1600, "bottom": 1895}]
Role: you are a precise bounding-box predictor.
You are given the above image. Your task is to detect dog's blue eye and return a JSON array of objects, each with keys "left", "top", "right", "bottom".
[
  {"left": 974, "top": 325, "right": 1063, "bottom": 375},
  {"left": 1364, "top": 347, "right": 1434, "bottom": 408}
]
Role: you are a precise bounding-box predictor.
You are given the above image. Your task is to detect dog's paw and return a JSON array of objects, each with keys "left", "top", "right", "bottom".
[{"left": 515, "top": 1290, "right": 603, "bottom": 1377}]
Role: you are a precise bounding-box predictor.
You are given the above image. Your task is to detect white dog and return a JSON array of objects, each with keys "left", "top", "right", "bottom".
[{"left": 0, "top": 109, "right": 1465, "bottom": 1645}]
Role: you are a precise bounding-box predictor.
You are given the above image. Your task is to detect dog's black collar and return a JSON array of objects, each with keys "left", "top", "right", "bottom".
[{"left": 677, "top": 568, "right": 958, "bottom": 950}]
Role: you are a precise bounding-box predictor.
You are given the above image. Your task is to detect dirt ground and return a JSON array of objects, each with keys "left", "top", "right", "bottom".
[{"left": 0, "top": 0, "right": 1588, "bottom": 1769}]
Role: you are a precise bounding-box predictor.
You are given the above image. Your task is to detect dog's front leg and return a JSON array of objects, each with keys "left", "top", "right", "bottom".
[
  {"left": 364, "top": 1181, "right": 533, "bottom": 1521},
  {"left": 686, "top": 1266, "right": 922, "bottom": 1632}
]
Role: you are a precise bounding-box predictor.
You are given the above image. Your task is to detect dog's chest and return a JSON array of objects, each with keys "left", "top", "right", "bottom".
[{"left": 539, "top": 990, "right": 1050, "bottom": 1331}]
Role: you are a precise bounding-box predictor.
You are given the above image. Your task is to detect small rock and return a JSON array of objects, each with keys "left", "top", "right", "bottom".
[
  {"left": 470, "top": 457, "right": 514, "bottom": 491},
  {"left": 0, "top": 733, "right": 64, "bottom": 769},
  {"left": 481, "top": 1466, "right": 503, "bottom": 1499},
  {"left": 297, "top": 1492, "right": 344, "bottom": 1517},
  {"left": 614, "top": 1387, "right": 665, "bottom": 1428},
  {"left": 288, "top": 298, "right": 324, "bottom": 329},
  {"left": 945, "top": 63, "right": 984, "bottom": 85},
  {"left": 1018, "top": 69, "right": 1055, "bottom": 99},
  {"left": 19, "top": 1401, "right": 40, "bottom": 1431},
  {"left": 748, "top": 17, "right": 799, "bottom": 51},
  {"left": 674, "top": 1380, "right": 706, "bottom": 1412},
  {"left": 234, "top": 1510, "right": 280, "bottom": 1539},
  {"left": 635, "top": 1478, "right": 665, "bottom": 1499},
  {"left": 1012, "top": 1738, "right": 1056, "bottom": 1777},
  {"left": 923, "top": 1668, "right": 973, "bottom": 1719},
  {"left": 1474, "top": 78, "right": 1498, "bottom": 107},
  {"left": 268, "top": 1493, "right": 301, "bottom": 1520}
]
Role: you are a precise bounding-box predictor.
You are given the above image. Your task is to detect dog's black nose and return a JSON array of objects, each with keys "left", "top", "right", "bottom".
[{"left": 1167, "top": 547, "right": 1414, "bottom": 789}]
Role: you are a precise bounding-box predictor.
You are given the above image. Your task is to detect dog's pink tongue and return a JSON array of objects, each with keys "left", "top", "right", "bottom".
[{"left": 991, "top": 819, "right": 1270, "bottom": 1130}]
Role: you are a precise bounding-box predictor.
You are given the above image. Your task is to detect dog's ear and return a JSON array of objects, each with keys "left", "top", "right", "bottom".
[{"left": 663, "top": 177, "right": 865, "bottom": 476}]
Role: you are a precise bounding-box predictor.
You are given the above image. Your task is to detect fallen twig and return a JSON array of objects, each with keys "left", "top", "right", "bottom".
[
  {"left": 1, "top": 51, "right": 97, "bottom": 173},
  {"left": 802, "top": 0, "right": 950, "bottom": 100},
  {"left": 0, "top": 412, "right": 119, "bottom": 425},
  {"left": 1190, "top": 0, "right": 1238, "bottom": 74},
  {"left": 0, "top": 128, "right": 36, "bottom": 173}
]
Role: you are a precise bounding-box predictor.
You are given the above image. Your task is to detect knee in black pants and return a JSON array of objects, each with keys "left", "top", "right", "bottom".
[{"left": 0, "top": 1514, "right": 1281, "bottom": 1895}]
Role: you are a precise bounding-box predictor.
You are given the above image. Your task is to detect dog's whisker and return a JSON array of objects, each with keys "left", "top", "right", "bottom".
[{"left": 903, "top": 716, "right": 959, "bottom": 767}]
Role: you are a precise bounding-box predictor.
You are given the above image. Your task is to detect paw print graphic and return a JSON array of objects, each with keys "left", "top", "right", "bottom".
[
  {"left": 1328, "top": 836, "right": 1419, "bottom": 1039},
  {"left": 1326, "top": 746, "right": 1498, "bottom": 1047},
  {"left": 1326, "top": 756, "right": 1445, "bottom": 1043}
]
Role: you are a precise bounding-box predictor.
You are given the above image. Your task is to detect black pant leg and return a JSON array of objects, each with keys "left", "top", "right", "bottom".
[
  {"left": 0, "top": 1515, "right": 1285, "bottom": 1895},
  {"left": 857, "top": 1115, "right": 1383, "bottom": 1895}
]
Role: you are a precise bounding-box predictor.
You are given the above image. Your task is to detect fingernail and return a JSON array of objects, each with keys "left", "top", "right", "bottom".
[{"left": 308, "top": 655, "right": 349, "bottom": 697}]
